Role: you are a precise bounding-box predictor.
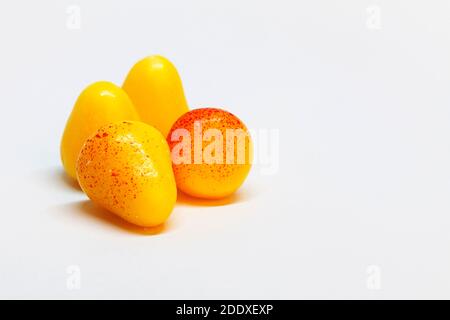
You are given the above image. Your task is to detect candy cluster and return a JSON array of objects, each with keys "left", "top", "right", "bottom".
[{"left": 61, "top": 55, "right": 252, "bottom": 228}]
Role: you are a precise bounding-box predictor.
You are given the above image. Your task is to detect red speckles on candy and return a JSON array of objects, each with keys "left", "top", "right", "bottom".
[
  {"left": 95, "top": 131, "right": 109, "bottom": 138},
  {"left": 166, "top": 107, "right": 252, "bottom": 198},
  {"left": 76, "top": 120, "right": 177, "bottom": 226}
]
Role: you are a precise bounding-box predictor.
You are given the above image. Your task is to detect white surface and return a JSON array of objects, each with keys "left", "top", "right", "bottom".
[{"left": 1, "top": 0, "right": 450, "bottom": 299}]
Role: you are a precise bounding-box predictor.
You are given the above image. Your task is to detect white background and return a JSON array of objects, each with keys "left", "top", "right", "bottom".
[{"left": 0, "top": 0, "right": 449, "bottom": 299}]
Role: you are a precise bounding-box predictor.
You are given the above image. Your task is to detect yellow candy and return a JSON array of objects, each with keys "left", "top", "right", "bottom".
[
  {"left": 76, "top": 121, "right": 177, "bottom": 227},
  {"left": 61, "top": 81, "right": 139, "bottom": 180},
  {"left": 167, "top": 108, "right": 252, "bottom": 199},
  {"left": 122, "top": 55, "right": 189, "bottom": 137}
]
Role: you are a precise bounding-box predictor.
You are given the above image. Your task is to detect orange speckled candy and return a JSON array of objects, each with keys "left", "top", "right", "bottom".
[
  {"left": 77, "top": 121, "right": 177, "bottom": 227},
  {"left": 167, "top": 108, "right": 252, "bottom": 199}
]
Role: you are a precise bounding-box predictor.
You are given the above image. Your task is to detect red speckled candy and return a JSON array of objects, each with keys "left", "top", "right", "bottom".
[
  {"left": 76, "top": 121, "right": 177, "bottom": 227},
  {"left": 167, "top": 108, "right": 252, "bottom": 199}
]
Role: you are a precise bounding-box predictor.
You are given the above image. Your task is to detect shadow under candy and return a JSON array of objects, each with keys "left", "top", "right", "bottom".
[
  {"left": 69, "top": 200, "right": 172, "bottom": 235},
  {"left": 51, "top": 166, "right": 255, "bottom": 234},
  {"left": 176, "top": 189, "right": 251, "bottom": 207},
  {"left": 57, "top": 167, "right": 82, "bottom": 191}
]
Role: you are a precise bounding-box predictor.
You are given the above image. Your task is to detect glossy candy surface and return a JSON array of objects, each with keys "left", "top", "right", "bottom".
[
  {"left": 61, "top": 81, "right": 139, "bottom": 180},
  {"left": 167, "top": 108, "right": 252, "bottom": 199},
  {"left": 123, "top": 55, "right": 189, "bottom": 137},
  {"left": 77, "top": 121, "right": 176, "bottom": 227}
]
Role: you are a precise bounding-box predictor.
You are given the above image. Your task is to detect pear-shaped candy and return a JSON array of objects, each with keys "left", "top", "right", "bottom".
[
  {"left": 122, "top": 55, "right": 189, "bottom": 137},
  {"left": 61, "top": 81, "right": 139, "bottom": 179},
  {"left": 77, "top": 121, "right": 177, "bottom": 227}
]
